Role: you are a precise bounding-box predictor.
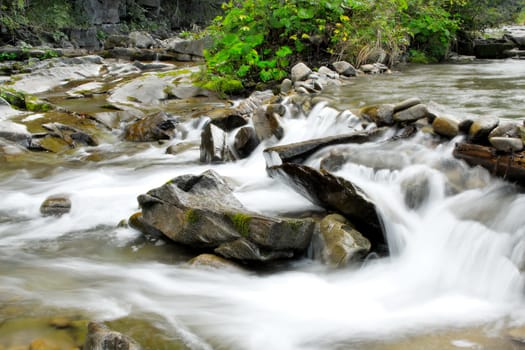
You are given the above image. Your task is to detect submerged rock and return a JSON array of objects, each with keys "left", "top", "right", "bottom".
[
  {"left": 84, "top": 322, "right": 142, "bottom": 350},
  {"left": 188, "top": 253, "right": 243, "bottom": 270},
  {"left": 137, "top": 170, "right": 315, "bottom": 261},
  {"left": 319, "top": 214, "right": 371, "bottom": 267},
  {"left": 268, "top": 163, "right": 386, "bottom": 252},
  {"left": 40, "top": 195, "right": 71, "bottom": 217}
]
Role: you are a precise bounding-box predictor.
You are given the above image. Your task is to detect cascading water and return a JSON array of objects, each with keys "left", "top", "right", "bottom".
[{"left": 1, "top": 58, "right": 525, "bottom": 350}]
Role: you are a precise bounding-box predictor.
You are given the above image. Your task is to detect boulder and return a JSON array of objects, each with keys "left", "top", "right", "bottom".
[
  {"left": 263, "top": 129, "right": 386, "bottom": 166},
  {"left": 41, "top": 122, "right": 98, "bottom": 148},
  {"left": 200, "top": 122, "right": 230, "bottom": 163},
  {"left": 280, "top": 78, "right": 293, "bottom": 93},
  {"left": 393, "top": 104, "right": 433, "bottom": 123},
  {"left": 123, "top": 112, "right": 178, "bottom": 142},
  {"left": 233, "top": 126, "right": 260, "bottom": 159},
  {"left": 317, "top": 66, "right": 338, "bottom": 79},
  {"left": 331, "top": 61, "right": 357, "bottom": 77},
  {"left": 432, "top": 116, "right": 460, "bottom": 138},
  {"left": 359, "top": 104, "right": 395, "bottom": 126},
  {"left": 137, "top": 170, "right": 315, "bottom": 261},
  {"left": 162, "top": 37, "right": 210, "bottom": 57},
  {"left": 468, "top": 116, "right": 499, "bottom": 144},
  {"left": 253, "top": 107, "right": 284, "bottom": 141},
  {"left": 489, "top": 122, "right": 520, "bottom": 139},
  {"left": 104, "top": 35, "right": 131, "bottom": 49},
  {"left": 318, "top": 214, "right": 371, "bottom": 267},
  {"left": 84, "top": 322, "right": 142, "bottom": 350},
  {"left": 267, "top": 163, "right": 386, "bottom": 252},
  {"left": 393, "top": 98, "right": 421, "bottom": 113},
  {"left": 202, "top": 109, "right": 247, "bottom": 131},
  {"left": 489, "top": 137, "right": 523, "bottom": 153},
  {"left": 40, "top": 195, "right": 71, "bottom": 217},
  {"left": 291, "top": 62, "right": 312, "bottom": 82},
  {"left": 129, "top": 31, "right": 156, "bottom": 49},
  {"left": 0, "top": 121, "right": 32, "bottom": 148},
  {"left": 474, "top": 39, "right": 516, "bottom": 59},
  {"left": 70, "top": 28, "right": 101, "bottom": 50}
]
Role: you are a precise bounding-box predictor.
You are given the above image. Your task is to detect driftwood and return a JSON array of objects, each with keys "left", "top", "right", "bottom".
[{"left": 453, "top": 142, "right": 525, "bottom": 185}]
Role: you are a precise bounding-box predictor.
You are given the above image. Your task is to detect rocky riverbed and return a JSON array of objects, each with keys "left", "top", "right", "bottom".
[{"left": 1, "top": 47, "right": 525, "bottom": 349}]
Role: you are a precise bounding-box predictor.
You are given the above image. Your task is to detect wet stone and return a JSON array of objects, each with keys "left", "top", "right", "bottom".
[{"left": 40, "top": 195, "right": 71, "bottom": 217}]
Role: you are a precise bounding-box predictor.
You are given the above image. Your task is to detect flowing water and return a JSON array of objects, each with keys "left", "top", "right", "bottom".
[{"left": 1, "top": 57, "right": 525, "bottom": 350}]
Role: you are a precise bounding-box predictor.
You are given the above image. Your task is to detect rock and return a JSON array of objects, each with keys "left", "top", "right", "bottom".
[
  {"left": 359, "top": 104, "right": 395, "bottom": 126},
  {"left": 468, "top": 116, "right": 499, "bottom": 144},
  {"left": 360, "top": 63, "right": 389, "bottom": 74},
  {"left": 489, "top": 137, "right": 523, "bottom": 153},
  {"left": 233, "top": 126, "right": 260, "bottom": 159},
  {"left": 123, "top": 112, "right": 178, "bottom": 142},
  {"left": 200, "top": 122, "right": 230, "bottom": 163},
  {"left": 40, "top": 195, "right": 71, "bottom": 217},
  {"left": 331, "top": 61, "right": 357, "bottom": 77},
  {"left": 137, "top": 170, "right": 315, "bottom": 261},
  {"left": 40, "top": 122, "right": 98, "bottom": 148},
  {"left": 280, "top": 78, "right": 293, "bottom": 93},
  {"left": 474, "top": 39, "right": 516, "bottom": 59},
  {"left": 165, "top": 142, "right": 198, "bottom": 155},
  {"left": 203, "top": 109, "right": 248, "bottom": 131},
  {"left": 162, "top": 37, "right": 210, "bottom": 58},
  {"left": 104, "top": 35, "right": 131, "bottom": 49},
  {"left": 401, "top": 173, "right": 431, "bottom": 209},
  {"left": 268, "top": 163, "right": 386, "bottom": 252},
  {"left": 458, "top": 118, "right": 474, "bottom": 133},
  {"left": 317, "top": 66, "right": 338, "bottom": 79},
  {"left": 253, "top": 107, "right": 284, "bottom": 141},
  {"left": 263, "top": 129, "right": 386, "bottom": 167},
  {"left": 128, "top": 212, "right": 164, "bottom": 238},
  {"left": 393, "top": 97, "right": 421, "bottom": 113},
  {"left": 78, "top": 0, "right": 121, "bottom": 25},
  {"left": 0, "top": 121, "right": 32, "bottom": 148},
  {"left": 84, "top": 322, "right": 142, "bottom": 350},
  {"left": 393, "top": 104, "right": 432, "bottom": 123},
  {"left": 432, "top": 116, "right": 460, "bottom": 138},
  {"left": 129, "top": 31, "right": 156, "bottom": 49},
  {"left": 507, "top": 34, "right": 525, "bottom": 47},
  {"left": 215, "top": 238, "right": 294, "bottom": 261},
  {"left": 188, "top": 253, "right": 242, "bottom": 270},
  {"left": 291, "top": 62, "right": 312, "bottom": 82},
  {"left": 488, "top": 122, "right": 519, "bottom": 139},
  {"left": 319, "top": 214, "right": 371, "bottom": 267},
  {"left": 508, "top": 327, "right": 525, "bottom": 344}
]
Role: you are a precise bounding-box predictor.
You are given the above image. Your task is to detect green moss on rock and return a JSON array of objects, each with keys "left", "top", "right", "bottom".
[
  {"left": 185, "top": 209, "right": 199, "bottom": 224},
  {"left": 229, "top": 212, "right": 251, "bottom": 237}
]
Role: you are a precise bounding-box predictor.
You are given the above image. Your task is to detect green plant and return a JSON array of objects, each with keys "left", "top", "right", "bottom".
[{"left": 0, "top": 52, "right": 18, "bottom": 61}]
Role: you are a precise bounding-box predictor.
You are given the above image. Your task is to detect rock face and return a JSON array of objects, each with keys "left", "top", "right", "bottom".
[
  {"left": 84, "top": 322, "right": 142, "bottom": 350},
  {"left": 267, "top": 163, "right": 386, "bottom": 252},
  {"left": 319, "top": 214, "right": 371, "bottom": 267},
  {"left": 137, "top": 170, "right": 315, "bottom": 261},
  {"left": 78, "top": 0, "right": 122, "bottom": 25}
]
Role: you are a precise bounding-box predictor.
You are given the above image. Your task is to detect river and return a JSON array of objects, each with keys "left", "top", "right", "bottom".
[{"left": 0, "top": 56, "right": 524, "bottom": 350}]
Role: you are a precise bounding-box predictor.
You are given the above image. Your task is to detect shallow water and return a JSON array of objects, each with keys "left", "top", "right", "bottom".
[{"left": 1, "top": 57, "right": 525, "bottom": 349}]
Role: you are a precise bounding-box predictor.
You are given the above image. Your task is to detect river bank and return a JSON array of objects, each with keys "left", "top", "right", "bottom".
[{"left": 1, "top": 36, "right": 525, "bottom": 349}]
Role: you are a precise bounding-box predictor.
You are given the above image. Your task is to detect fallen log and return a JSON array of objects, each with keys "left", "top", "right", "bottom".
[{"left": 453, "top": 142, "right": 525, "bottom": 185}]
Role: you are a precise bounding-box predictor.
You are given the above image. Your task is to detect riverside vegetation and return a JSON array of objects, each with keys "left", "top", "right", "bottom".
[{"left": 1, "top": 1, "right": 525, "bottom": 349}]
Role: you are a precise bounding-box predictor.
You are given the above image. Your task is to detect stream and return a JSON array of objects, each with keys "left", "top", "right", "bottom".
[{"left": 1, "top": 55, "right": 525, "bottom": 350}]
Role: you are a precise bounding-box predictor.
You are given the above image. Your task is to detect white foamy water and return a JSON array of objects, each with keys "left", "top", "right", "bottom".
[{"left": 1, "top": 62, "right": 525, "bottom": 349}]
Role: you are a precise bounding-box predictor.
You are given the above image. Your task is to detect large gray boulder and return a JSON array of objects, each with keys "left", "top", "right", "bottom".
[
  {"left": 137, "top": 170, "right": 315, "bottom": 261},
  {"left": 84, "top": 322, "right": 142, "bottom": 350},
  {"left": 267, "top": 163, "right": 386, "bottom": 253}
]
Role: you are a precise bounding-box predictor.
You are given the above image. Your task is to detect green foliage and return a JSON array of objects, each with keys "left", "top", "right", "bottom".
[
  {"left": 0, "top": 52, "right": 18, "bottom": 61},
  {"left": 403, "top": 1, "right": 461, "bottom": 61},
  {"left": 408, "top": 49, "right": 435, "bottom": 63},
  {"left": 229, "top": 213, "right": 251, "bottom": 237},
  {"left": 452, "top": 0, "right": 525, "bottom": 32}
]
